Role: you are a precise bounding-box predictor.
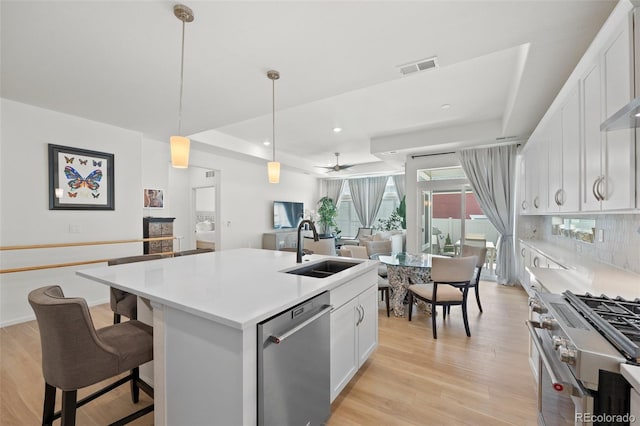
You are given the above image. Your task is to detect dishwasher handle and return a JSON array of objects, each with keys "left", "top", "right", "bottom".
[{"left": 269, "top": 304, "right": 333, "bottom": 344}]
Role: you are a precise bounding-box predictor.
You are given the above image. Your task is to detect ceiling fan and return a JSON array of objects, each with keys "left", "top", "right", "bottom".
[{"left": 316, "top": 152, "right": 354, "bottom": 172}]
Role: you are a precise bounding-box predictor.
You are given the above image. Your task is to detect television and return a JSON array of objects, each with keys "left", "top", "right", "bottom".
[{"left": 273, "top": 201, "right": 304, "bottom": 229}]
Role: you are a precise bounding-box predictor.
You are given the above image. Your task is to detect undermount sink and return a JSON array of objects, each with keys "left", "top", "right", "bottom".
[{"left": 284, "top": 260, "right": 361, "bottom": 278}]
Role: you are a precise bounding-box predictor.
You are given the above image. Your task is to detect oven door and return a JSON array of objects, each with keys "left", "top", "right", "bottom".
[{"left": 527, "top": 321, "right": 594, "bottom": 426}]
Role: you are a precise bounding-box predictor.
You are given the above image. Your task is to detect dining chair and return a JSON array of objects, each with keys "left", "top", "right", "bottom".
[
  {"left": 303, "top": 236, "right": 336, "bottom": 255},
  {"left": 407, "top": 256, "right": 477, "bottom": 339},
  {"left": 28, "top": 285, "right": 154, "bottom": 426},
  {"left": 107, "top": 254, "right": 163, "bottom": 324},
  {"left": 460, "top": 244, "right": 488, "bottom": 313},
  {"left": 340, "top": 246, "right": 390, "bottom": 317}
]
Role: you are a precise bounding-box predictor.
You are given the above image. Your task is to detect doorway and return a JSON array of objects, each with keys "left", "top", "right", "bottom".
[{"left": 193, "top": 186, "right": 217, "bottom": 251}]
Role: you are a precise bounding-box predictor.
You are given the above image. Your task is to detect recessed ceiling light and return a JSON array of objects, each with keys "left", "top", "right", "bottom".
[
  {"left": 263, "top": 140, "right": 271, "bottom": 146},
  {"left": 333, "top": 127, "right": 342, "bottom": 133},
  {"left": 635, "top": 112, "right": 640, "bottom": 117},
  {"left": 441, "top": 104, "right": 451, "bottom": 110}
]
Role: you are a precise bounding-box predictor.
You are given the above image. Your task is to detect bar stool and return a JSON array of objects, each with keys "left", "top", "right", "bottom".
[{"left": 28, "top": 285, "right": 154, "bottom": 426}]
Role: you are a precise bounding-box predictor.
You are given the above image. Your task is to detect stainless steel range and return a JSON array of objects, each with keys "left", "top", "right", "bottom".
[{"left": 527, "top": 291, "right": 639, "bottom": 425}]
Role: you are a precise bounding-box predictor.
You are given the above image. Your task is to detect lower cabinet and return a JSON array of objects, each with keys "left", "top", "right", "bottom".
[
  {"left": 631, "top": 388, "right": 639, "bottom": 421},
  {"left": 330, "top": 283, "right": 378, "bottom": 402}
]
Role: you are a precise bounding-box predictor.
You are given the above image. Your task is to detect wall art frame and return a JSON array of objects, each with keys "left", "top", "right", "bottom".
[
  {"left": 48, "top": 143, "right": 115, "bottom": 210},
  {"left": 143, "top": 188, "right": 165, "bottom": 209}
]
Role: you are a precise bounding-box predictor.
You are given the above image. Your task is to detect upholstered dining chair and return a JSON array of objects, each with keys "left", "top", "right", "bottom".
[
  {"left": 339, "top": 246, "right": 390, "bottom": 317},
  {"left": 407, "top": 256, "right": 477, "bottom": 339},
  {"left": 303, "top": 236, "right": 337, "bottom": 255},
  {"left": 460, "top": 244, "right": 488, "bottom": 313},
  {"left": 107, "top": 254, "right": 163, "bottom": 324},
  {"left": 28, "top": 285, "right": 154, "bottom": 426}
]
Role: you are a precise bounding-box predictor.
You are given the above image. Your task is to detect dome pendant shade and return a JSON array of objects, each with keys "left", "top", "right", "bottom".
[
  {"left": 267, "top": 161, "right": 280, "bottom": 183},
  {"left": 170, "top": 136, "right": 190, "bottom": 169}
]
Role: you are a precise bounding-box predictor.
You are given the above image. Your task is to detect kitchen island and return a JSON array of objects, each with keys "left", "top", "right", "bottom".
[{"left": 77, "top": 248, "right": 379, "bottom": 426}]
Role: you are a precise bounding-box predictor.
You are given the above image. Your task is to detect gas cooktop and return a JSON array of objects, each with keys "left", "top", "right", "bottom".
[{"left": 565, "top": 292, "right": 640, "bottom": 365}]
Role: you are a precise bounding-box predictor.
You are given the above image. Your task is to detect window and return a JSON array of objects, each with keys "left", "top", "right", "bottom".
[
  {"left": 417, "top": 166, "right": 467, "bottom": 182},
  {"left": 335, "top": 177, "right": 399, "bottom": 237}
]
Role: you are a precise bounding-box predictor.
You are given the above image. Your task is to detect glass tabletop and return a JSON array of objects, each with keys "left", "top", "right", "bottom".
[{"left": 371, "top": 252, "right": 447, "bottom": 268}]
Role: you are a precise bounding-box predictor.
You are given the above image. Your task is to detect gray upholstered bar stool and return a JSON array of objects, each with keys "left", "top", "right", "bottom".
[
  {"left": 28, "top": 285, "right": 154, "bottom": 426},
  {"left": 107, "top": 254, "right": 163, "bottom": 324}
]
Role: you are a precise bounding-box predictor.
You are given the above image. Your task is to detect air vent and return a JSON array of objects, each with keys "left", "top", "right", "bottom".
[
  {"left": 205, "top": 170, "right": 215, "bottom": 178},
  {"left": 398, "top": 56, "right": 439, "bottom": 76}
]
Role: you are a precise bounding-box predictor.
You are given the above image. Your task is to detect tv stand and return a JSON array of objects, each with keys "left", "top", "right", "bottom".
[{"left": 262, "top": 230, "right": 298, "bottom": 250}]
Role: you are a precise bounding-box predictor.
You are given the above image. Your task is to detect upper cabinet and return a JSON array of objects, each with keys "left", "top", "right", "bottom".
[
  {"left": 582, "top": 19, "right": 636, "bottom": 211},
  {"left": 520, "top": 128, "right": 548, "bottom": 215},
  {"left": 547, "top": 87, "right": 580, "bottom": 213},
  {"left": 521, "top": 3, "right": 637, "bottom": 215}
]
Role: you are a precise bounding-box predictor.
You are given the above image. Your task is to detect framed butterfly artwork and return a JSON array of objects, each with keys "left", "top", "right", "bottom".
[{"left": 48, "top": 144, "right": 115, "bottom": 210}]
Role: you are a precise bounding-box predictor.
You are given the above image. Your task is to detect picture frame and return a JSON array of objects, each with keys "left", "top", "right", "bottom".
[
  {"left": 48, "top": 144, "right": 115, "bottom": 210},
  {"left": 143, "top": 188, "right": 164, "bottom": 209}
]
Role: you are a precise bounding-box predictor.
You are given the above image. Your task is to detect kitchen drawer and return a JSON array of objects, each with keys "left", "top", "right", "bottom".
[{"left": 330, "top": 269, "right": 377, "bottom": 310}]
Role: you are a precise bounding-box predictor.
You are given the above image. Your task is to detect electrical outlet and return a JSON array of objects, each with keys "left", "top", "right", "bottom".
[
  {"left": 69, "top": 224, "right": 81, "bottom": 233},
  {"left": 596, "top": 229, "right": 604, "bottom": 242}
]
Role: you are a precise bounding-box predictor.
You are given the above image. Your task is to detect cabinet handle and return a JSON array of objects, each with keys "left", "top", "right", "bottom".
[
  {"left": 596, "top": 176, "right": 605, "bottom": 201},
  {"left": 592, "top": 177, "right": 601, "bottom": 201},
  {"left": 355, "top": 305, "right": 363, "bottom": 326},
  {"left": 533, "top": 257, "right": 540, "bottom": 268},
  {"left": 522, "top": 200, "right": 528, "bottom": 210},
  {"left": 359, "top": 304, "right": 365, "bottom": 325},
  {"left": 533, "top": 196, "right": 539, "bottom": 209},
  {"left": 521, "top": 248, "right": 526, "bottom": 257}
]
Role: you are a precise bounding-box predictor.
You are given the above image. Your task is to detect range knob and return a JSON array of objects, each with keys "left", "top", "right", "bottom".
[
  {"left": 558, "top": 345, "right": 577, "bottom": 365},
  {"left": 552, "top": 335, "right": 567, "bottom": 349},
  {"left": 539, "top": 315, "right": 558, "bottom": 330},
  {"left": 528, "top": 297, "right": 548, "bottom": 314}
]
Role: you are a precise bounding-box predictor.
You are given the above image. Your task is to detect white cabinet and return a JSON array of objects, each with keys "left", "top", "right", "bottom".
[
  {"left": 330, "top": 282, "right": 378, "bottom": 402},
  {"left": 262, "top": 231, "right": 298, "bottom": 250},
  {"left": 548, "top": 86, "right": 580, "bottom": 213},
  {"left": 582, "top": 23, "right": 636, "bottom": 211},
  {"left": 632, "top": 388, "right": 640, "bottom": 421},
  {"left": 520, "top": 134, "right": 548, "bottom": 215}
]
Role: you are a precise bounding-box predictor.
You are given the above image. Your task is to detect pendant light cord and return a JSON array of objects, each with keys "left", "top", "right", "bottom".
[
  {"left": 178, "top": 20, "right": 186, "bottom": 136},
  {"left": 272, "top": 77, "right": 276, "bottom": 162}
]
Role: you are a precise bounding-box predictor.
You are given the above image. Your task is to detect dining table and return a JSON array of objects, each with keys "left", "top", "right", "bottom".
[{"left": 372, "top": 252, "right": 447, "bottom": 317}]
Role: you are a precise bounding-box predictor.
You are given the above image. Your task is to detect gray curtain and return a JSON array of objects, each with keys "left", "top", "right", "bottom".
[
  {"left": 392, "top": 174, "right": 405, "bottom": 202},
  {"left": 325, "top": 179, "right": 345, "bottom": 208},
  {"left": 348, "top": 176, "right": 389, "bottom": 227},
  {"left": 457, "top": 145, "right": 518, "bottom": 285}
]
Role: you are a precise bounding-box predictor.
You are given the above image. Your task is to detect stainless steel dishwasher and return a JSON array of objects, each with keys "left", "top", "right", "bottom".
[{"left": 258, "top": 291, "right": 332, "bottom": 426}]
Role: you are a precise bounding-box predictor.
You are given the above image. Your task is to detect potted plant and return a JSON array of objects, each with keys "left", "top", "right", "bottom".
[
  {"left": 395, "top": 195, "right": 406, "bottom": 229},
  {"left": 317, "top": 196, "right": 338, "bottom": 236}
]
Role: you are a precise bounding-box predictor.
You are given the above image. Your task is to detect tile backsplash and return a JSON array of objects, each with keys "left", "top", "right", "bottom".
[{"left": 518, "top": 214, "right": 640, "bottom": 274}]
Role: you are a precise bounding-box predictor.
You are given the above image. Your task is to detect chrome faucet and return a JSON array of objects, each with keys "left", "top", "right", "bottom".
[{"left": 297, "top": 220, "right": 319, "bottom": 263}]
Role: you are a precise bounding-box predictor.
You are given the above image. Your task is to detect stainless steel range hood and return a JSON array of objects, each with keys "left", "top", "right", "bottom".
[
  {"left": 601, "top": 7, "right": 640, "bottom": 131},
  {"left": 600, "top": 96, "right": 640, "bottom": 130}
]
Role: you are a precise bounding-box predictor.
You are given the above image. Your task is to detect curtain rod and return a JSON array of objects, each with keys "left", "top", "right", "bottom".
[{"left": 410, "top": 140, "right": 522, "bottom": 159}]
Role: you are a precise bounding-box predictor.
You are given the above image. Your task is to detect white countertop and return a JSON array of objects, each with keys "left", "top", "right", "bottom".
[
  {"left": 520, "top": 239, "right": 639, "bottom": 300},
  {"left": 77, "top": 248, "right": 378, "bottom": 330},
  {"left": 621, "top": 364, "right": 640, "bottom": 390}
]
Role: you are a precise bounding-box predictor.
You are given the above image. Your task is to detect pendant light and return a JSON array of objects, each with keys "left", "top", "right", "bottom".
[
  {"left": 171, "top": 4, "right": 194, "bottom": 169},
  {"left": 267, "top": 70, "right": 280, "bottom": 183}
]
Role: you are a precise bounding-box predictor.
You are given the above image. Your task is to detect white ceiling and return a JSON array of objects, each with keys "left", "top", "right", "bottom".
[{"left": 1, "top": 1, "right": 617, "bottom": 177}]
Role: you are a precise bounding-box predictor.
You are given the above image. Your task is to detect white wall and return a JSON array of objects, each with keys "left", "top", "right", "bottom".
[
  {"left": 0, "top": 99, "right": 143, "bottom": 326},
  {"left": 1, "top": 99, "right": 321, "bottom": 326}
]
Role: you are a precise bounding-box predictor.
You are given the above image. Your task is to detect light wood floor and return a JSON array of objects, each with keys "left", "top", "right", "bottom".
[{"left": 1, "top": 281, "right": 536, "bottom": 425}]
